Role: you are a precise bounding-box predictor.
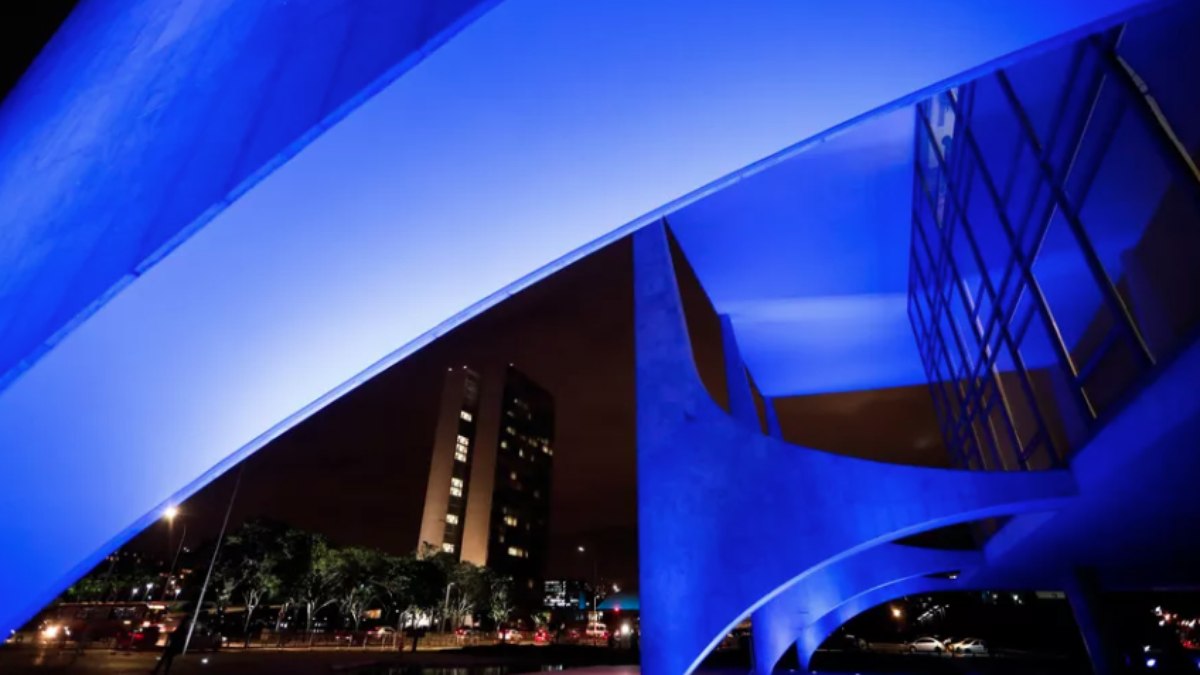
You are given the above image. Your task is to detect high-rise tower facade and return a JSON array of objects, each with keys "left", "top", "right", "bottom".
[{"left": 418, "top": 365, "right": 556, "bottom": 604}]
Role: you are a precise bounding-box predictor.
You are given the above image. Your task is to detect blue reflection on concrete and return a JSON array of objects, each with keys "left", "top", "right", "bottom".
[{"left": 0, "top": 0, "right": 1157, "bottom": 645}]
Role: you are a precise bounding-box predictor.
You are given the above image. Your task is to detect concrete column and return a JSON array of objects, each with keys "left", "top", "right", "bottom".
[
  {"left": 1064, "top": 568, "right": 1115, "bottom": 675},
  {"left": 764, "top": 398, "right": 784, "bottom": 439},
  {"left": 719, "top": 314, "right": 759, "bottom": 428}
]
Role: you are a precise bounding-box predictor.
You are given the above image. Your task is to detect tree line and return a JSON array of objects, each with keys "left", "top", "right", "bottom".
[{"left": 64, "top": 518, "right": 514, "bottom": 640}]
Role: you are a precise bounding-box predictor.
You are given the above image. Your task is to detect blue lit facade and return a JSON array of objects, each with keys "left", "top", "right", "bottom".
[
  {"left": 1, "top": 1, "right": 1194, "bottom": 672},
  {"left": 644, "top": 4, "right": 1200, "bottom": 674}
]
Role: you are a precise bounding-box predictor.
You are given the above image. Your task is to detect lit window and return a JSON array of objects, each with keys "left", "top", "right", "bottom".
[
  {"left": 500, "top": 440, "right": 508, "bottom": 449},
  {"left": 450, "top": 486, "right": 463, "bottom": 498},
  {"left": 518, "top": 449, "right": 525, "bottom": 458},
  {"left": 451, "top": 477, "right": 464, "bottom": 488},
  {"left": 456, "top": 434, "right": 470, "bottom": 447},
  {"left": 506, "top": 426, "right": 516, "bottom": 435},
  {"left": 510, "top": 471, "right": 518, "bottom": 481},
  {"left": 542, "top": 445, "right": 553, "bottom": 456},
  {"left": 446, "top": 514, "right": 459, "bottom": 525},
  {"left": 507, "top": 547, "right": 527, "bottom": 558},
  {"left": 455, "top": 448, "right": 468, "bottom": 462},
  {"left": 504, "top": 515, "right": 518, "bottom": 527},
  {"left": 459, "top": 411, "right": 473, "bottom": 422},
  {"left": 442, "top": 543, "right": 455, "bottom": 554}
]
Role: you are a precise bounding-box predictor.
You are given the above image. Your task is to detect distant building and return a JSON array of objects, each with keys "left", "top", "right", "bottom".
[
  {"left": 418, "top": 364, "right": 556, "bottom": 607},
  {"left": 544, "top": 579, "right": 588, "bottom": 610}
]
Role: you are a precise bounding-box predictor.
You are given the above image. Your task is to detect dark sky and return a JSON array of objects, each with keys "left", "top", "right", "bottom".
[
  {"left": 0, "top": 1, "right": 76, "bottom": 105},
  {"left": 159, "top": 238, "right": 643, "bottom": 587}
]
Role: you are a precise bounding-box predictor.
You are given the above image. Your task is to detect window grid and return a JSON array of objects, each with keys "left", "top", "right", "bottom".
[{"left": 909, "top": 22, "right": 1200, "bottom": 471}]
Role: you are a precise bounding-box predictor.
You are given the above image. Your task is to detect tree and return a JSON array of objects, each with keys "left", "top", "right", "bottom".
[
  {"left": 406, "top": 555, "right": 446, "bottom": 627},
  {"left": 279, "top": 530, "right": 340, "bottom": 641},
  {"left": 488, "top": 575, "right": 514, "bottom": 635},
  {"left": 224, "top": 520, "right": 286, "bottom": 638},
  {"left": 331, "top": 547, "right": 383, "bottom": 634},
  {"left": 448, "top": 561, "right": 488, "bottom": 629}
]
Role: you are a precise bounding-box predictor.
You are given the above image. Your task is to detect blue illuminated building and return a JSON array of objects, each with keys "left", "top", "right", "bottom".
[{"left": 2, "top": 2, "right": 1199, "bottom": 674}]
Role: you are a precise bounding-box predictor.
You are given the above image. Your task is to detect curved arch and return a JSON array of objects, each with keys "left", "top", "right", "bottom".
[
  {"left": 0, "top": 0, "right": 1151, "bottom": 640},
  {"left": 751, "top": 543, "right": 979, "bottom": 674},
  {"left": 796, "top": 576, "right": 963, "bottom": 670},
  {"left": 634, "top": 221, "right": 1076, "bottom": 675}
]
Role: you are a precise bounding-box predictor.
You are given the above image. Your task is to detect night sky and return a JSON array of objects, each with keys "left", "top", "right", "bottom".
[
  {"left": 137, "top": 232, "right": 947, "bottom": 592},
  {"left": 159, "top": 238, "right": 642, "bottom": 586},
  {"left": 0, "top": 1, "right": 76, "bottom": 105}
]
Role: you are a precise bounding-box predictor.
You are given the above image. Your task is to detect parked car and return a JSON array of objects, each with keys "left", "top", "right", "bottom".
[
  {"left": 455, "top": 626, "right": 477, "bottom": 639},
  {"left": 366, "top": 626, "right": 396, "bottom": 644},
  {"left": 115, "top": 626, "right": 161, "bottom": 651},
  {"left": 952, "top": 637, "right": 987, "bottom": 655},
  {"left": 585, "top": 621, "right": 610, "bottom": 641},
  {"left": 908, "top": 636, "right": 946, "bottom": 654},
  {"left": 533, "top": 628, "right": 551, "bottom": 644},
  {"left": 497, "top": 626, "right": 523, "bottom": 643}
]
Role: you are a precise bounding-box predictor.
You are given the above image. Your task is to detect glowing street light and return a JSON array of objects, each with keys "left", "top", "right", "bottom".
[
  {"left": 891, "top": 606, "right": 903, "bottom": 619},
  {"left": 164, "top": 506, "right": 179, "bottom": 521}
]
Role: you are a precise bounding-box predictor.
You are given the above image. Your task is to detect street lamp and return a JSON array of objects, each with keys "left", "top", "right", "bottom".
[
  {"left": 442, "top": 582, "right": 456, "bottom": 634},
  {"left": 577, "top": 545, "right": 599, "bottom": 624},
  {"left": 163, "top": 508, "right": 187, "bottom": 601}
]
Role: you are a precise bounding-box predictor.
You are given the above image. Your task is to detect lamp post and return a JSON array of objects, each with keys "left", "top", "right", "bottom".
[
  {"left": 163, "top": 507, "right": 187, "bottom": 601},
  {"left": 442, "top": 582, "right": 456, "bottom": 634},
  {"left": 184, "top": 466, "right": 244, "bottom": 655},
  {"left": 577, "top": 545, "right": 599, "bottom": 624}
]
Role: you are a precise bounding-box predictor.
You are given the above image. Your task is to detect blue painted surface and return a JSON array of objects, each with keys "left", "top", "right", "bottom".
[
  {"left": 0, "top": 0, "right": 1160, "bottom": 646},
  {"left": 0, "top": 0, "right": 495, "bottom": 390},
  {"left": 634, "top": 222, "right": 1074, "bottom": 675},
  {"left": 670, "top": 109, "right": 921, "bottom": 396},
  {"left": 795, "top": 576, "right": 959, "bottom": 669},
  {"left": 752, "top": 544, "right": 979, "bottom": 674}
]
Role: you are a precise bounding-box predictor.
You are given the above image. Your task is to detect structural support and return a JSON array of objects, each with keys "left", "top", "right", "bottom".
[
  {"left": 719, "top": 314, "right": 758, "bottom": 428},
  {"left": 1063, "top": 568, "right": 1115, "bottom": 675},
  {"left": 752, "top": 543, "right": 979, "bottom": 674},
  {"left": 763, "top": 399, "right": 784, "bottom": 439},
  {"left": 635, "top": 221, "right": 1077, "bottom": 675},
  {"left": 795, "top": 576, "right": 959, "bottom": 670}
]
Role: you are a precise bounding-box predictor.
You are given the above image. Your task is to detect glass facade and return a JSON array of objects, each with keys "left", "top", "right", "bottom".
[{"left": 909, "top": 3, "right": 1200, "bottom": 471}]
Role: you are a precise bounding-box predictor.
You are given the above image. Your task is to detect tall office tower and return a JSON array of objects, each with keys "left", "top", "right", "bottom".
[{"left": 418, "top": 365, "right": 556, "bottom": 604}]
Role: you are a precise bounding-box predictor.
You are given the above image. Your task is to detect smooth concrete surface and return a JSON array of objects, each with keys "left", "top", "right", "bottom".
[
  {"left": 0, "top": 0, "right": 1157, "bottom": 640},
  {"left": 751, "top": 544, "right": 979, "bottom": 674},
  {"left": 634, "top": 222, "right": 1075, "bottom": 675}
]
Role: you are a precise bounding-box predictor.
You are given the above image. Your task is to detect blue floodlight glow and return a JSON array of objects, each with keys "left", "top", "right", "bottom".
[{"left": 0, "top": 0, "right": 1158, "bottom": 641}]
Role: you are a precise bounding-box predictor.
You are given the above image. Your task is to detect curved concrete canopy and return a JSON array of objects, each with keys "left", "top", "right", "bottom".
[
  {"left": 0, "top": 0, "right": 1155, "bottom": 638},
  {"left": 670, "top": 108, "right": 921, "bottom": 396}
]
